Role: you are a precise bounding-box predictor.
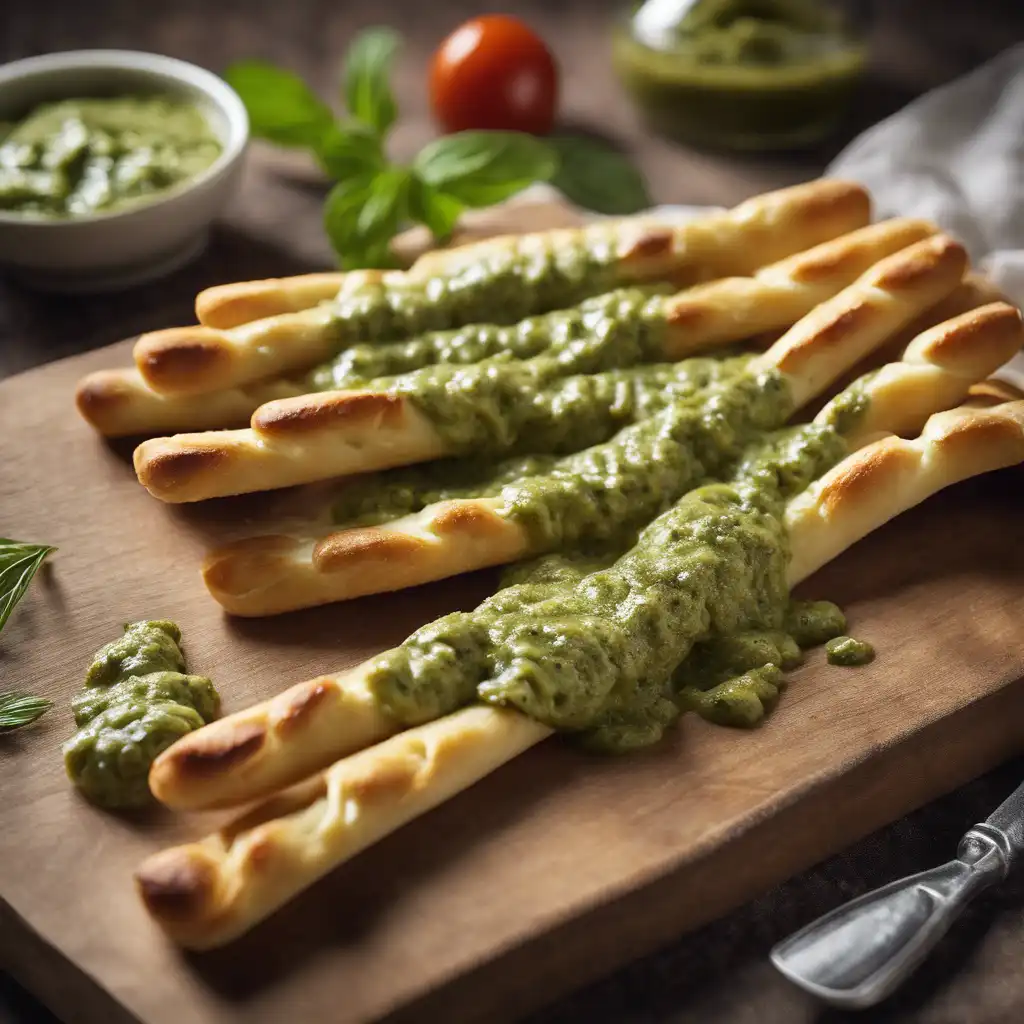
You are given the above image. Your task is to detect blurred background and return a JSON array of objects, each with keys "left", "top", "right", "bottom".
[{"left": 3, "top": 2, "right": 1024, "bottom": 1022}]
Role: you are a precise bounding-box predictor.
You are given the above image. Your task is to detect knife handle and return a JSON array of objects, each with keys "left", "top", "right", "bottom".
[{"left": 770, "top": 827, "right": 1010, "bottom": 1009}]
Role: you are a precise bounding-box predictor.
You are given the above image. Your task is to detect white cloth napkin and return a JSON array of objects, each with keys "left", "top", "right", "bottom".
[{"left": 827, "top": 42, "right": 1024, "bottom": 388}]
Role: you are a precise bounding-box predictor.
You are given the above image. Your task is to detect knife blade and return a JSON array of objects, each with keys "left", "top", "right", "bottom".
[{"left": 769, "top": 776, "right": 1024, "bottom": 1009}]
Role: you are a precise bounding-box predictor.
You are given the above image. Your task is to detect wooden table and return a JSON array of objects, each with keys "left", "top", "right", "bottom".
[{"left": 3, "top": 2, "right": 1024, "bottom": 1021}]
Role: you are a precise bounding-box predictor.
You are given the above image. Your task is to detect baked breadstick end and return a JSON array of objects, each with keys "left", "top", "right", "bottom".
[
  {"left": 196, "top": 272, "right": 348, "bottom": 329},
  {"left": 787, "top": 400, "right": 1024, "bottom": 584},
  {"left": 149, "top": 667, "right": 400, "bottom": 810},
  {"left": 202, "top": 498, "right": 530, "bottom": 616},
  {"left": 137, "top": 706, "right": 551, "bottom": 948},
  {"left": 133, "top": 391, "right": 449, "bottom": 503}
]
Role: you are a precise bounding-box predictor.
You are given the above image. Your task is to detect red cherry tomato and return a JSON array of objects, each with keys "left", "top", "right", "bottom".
[{"left": 430, "top": 15, "right": 559, "bottom": 136}]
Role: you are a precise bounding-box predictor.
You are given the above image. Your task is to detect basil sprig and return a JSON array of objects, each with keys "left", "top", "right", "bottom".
[
  {"left": 0, "top": 538, "right": 56, "bottom": 731},
  {"left": 226, "top": 27, "right": 651, "bottom": 269}
]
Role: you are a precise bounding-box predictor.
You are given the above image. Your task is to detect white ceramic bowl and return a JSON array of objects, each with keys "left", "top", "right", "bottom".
[{"left": 0, "top": 50, "right": 249, "bottom": 292}]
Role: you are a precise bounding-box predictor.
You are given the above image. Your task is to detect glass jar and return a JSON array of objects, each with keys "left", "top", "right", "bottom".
[{"left": 612, "top": 0, "right": 869, "bottom": 151}]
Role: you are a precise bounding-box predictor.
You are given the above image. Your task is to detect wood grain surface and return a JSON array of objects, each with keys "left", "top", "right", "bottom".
[
  {"left": 0, "top": 313, "right": 1023, "bottom": 1024},
  {"left": 3, "top": 3, "right": 1024, "bottom": 1023}
]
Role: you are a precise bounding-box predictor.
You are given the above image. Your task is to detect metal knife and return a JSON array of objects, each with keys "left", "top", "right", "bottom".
[{"left": 769, "top": 776, "right": 1024, "bottom": 1009}]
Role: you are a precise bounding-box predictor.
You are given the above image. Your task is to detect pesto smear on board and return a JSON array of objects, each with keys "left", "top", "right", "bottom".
[
  {"left": 0, "top": 96, "right": 222, "bottom": 217},
  {"left": 63, "top": 620, "right": 219, "bottom": 809}
]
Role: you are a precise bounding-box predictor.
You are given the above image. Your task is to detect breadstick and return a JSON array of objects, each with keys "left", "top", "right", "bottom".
[
  {"left": 132, "top": 235, "right": 966, "bottom": 504},
  {"left": 195, "top": 272, "right": 349, "bottom": 330},
  {"left": 152, "top": 312, "right": 1011, "bottom": 811},
  {"left": 79, "top": 218, "right": 929, "bottom": 440},
  {"left": 201, "top": 299, "right": 1017, "bottom": 618},
  {"left": 797, "top": 273, "right": 1011, "bottom": 422},
  {"left": 137, "top": 399, "right": 1024, "bottom": 949},
  {"left": 75, "top": 369, "right": 307, "bottom": 437},
  {"left": 659, "top": 217, "right": 936, "bottom": 358},
  {"left": 134, "top": 180, "right": 870, "bottom": 397}
]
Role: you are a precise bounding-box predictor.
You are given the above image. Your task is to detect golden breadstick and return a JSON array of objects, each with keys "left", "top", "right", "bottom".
[
  {"left": 133, "top": 180, "right": 870, "bottom": 397},
  {"left": 196, "top": 272, "right": 349, "bottom": 330},
  {"left": 74, "top": 369, "right": 307, "bottom": 437},
  {"left": 137, "top": 399, "right": 1024, "bottom": 949},
  {"left": 153, "top": 305, "right": 1008, "bottom": 811},
  {"left": 798, "top": 272, "right": 1011, "bottom": 422},
  {"left": 659, "top": 217, "right": 936, "bottom": 358},
  {"left": 199, "top": 301, "right": 1020, "bottom": 617},
  {"left": 79, "top": 218, "right": 930, "bottom": 439},
  {"left": 132, "top": 235, "right": 966, "bottom": 504}
]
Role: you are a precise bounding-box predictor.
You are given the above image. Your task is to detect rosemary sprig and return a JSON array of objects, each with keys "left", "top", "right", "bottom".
[
  {"left": 0, "top": 538, "right": 55, "bottom": 634},
  {"left": 0, "top": 692, "right": 53, "bottom": 730},
  {"left": 0, "top": 538, "right": 57, "bottom": 728}
]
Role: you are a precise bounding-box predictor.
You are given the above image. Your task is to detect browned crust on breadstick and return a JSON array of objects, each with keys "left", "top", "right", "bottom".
[
  {"left": 133, "top": 393, "right": 448, "bottom": 503},
  {"left": 134, "top": 305, "right": 335, "bottom": 397},
  {"left": 250, "top": 390, "right": 407, "bottom": 436},
  {"left": 74, "top": 368, "right": 306, "bottom": 438},
  {"left": 661, "top": 218, "right": 936, "bottom": 358},
  {"left": 967, "top": 378, "right": 1024, "bottom": 406},
  {"left": 138, "top": 707, "right": 550, "bottom": 948},
  {"left": 760, "top": 235, "right": 968, "bottom": 406},
  {"left": 149, "top": 665, "right": 399, "bottom": 811},
  {"left": 835, "top": 303, "right": 1024, "bottom": 447},
  {"left": 202, "top": 498, "right": 529, "bottom": 616},
  {"left": 786, "top": 400, "right": 1024, "bottom": 583},
  {"left": 196, "top": 273, "right": 348, "bottom": 330}
]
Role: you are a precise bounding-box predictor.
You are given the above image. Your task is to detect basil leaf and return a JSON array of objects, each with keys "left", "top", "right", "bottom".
[
  {"left": 548, "top": 135, "right": 651, "bottom": 215},
  {"left": 225, "top": 61, "right": 334, "bottom": 149},
  {"left": 408, "top": 177, "right": 465, "bottom": 242},
  {"left": 323, "top": 169, "right": 408, "bottom": 270},
  {"left": 358, "top": 166, "right": 410, "bottom": 240},
  {"left": 316, "top": 122, "right": 385, "bottom": 180},
  {"left": 0, "top": 539, "right": 54, "bottom": 635},
  {"left": 413, "top": 131, "right": 557, "bottom": 208},
  {"left": 343, "top": 27, "right": 400, "bottom": 136}
]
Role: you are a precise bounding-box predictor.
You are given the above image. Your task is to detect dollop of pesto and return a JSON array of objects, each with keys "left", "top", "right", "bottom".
[
  {"left": 306, "top": 285, "right": 674, "bottom": 392},
  {"left": 784, "top": 599, "right": 847, "bottom": 647},
  {"left": 63, "top": 620, "right": 219, "bottom": 810},
  {"left": 826, "top": 635, "right": 876, "bottom": 666},
  {"left": 0, "top": 96, "right": 222, "bottom": 217},
  {"left": 364, "top": 417, "right": 852, "bottom": 752}
]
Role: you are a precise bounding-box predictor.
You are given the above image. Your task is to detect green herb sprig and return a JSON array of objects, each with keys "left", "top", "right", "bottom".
[
  {"left": 0, "top": 692, "right": 53, "bottom": 730},
  {"left": 226, "top": 28, "right": 651, "bottom": 270},
  {"left": 0, "top": 538, "right": 56, "bottom": 730}
]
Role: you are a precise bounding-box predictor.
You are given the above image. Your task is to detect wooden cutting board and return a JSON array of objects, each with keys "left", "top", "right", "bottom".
[{"left": 2, "top": 294, "right": 1024, "bottom": 1024}]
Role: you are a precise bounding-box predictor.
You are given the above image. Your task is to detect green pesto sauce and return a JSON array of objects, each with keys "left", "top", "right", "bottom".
[
  {"left": 364, "top": 418, "right": 851, "bottom": 752},
  {"left": 306, "top": 285, "right": 673, "bottom": 392},
  {"left": 63, "top": 620, "right": 219, "bottom": 810},
  {"left": 613, "top": 0, "right": 865, "bottom": 149},
  {"left": 0, "top": 96, "right": 222, "bottom": 217},
  {"left": 826, "top": 635, "right": 876, "bottom": 666},
  {"left": 318, "top": 225, "right": 671, "bottom": 350},
  {"left": 330, "top": 356, "right": 752, "bottom": 527}
]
